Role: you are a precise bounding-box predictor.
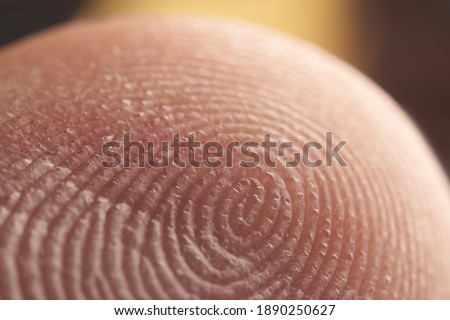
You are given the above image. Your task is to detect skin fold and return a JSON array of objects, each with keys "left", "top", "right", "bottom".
[{"left": 0, "top": 16, "right": 449, "bottom": 299}]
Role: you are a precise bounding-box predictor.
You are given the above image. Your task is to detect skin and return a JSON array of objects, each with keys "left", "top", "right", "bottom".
[{"left": 0, "top": 16, "right": 449, "bottom": 299}]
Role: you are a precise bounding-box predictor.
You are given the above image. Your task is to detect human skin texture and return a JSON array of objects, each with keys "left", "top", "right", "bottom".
[{"left": 0, "top": 17, "right": 450, "bottom": 299}]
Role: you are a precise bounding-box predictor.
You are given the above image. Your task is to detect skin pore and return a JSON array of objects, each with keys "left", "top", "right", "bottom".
[{"left": 0, "top": 16, "right": 449, "bottom": 299}]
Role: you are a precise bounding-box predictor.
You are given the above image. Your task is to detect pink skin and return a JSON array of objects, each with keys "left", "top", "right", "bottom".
[{"left": 0, "top": 16, "right": 449, "bottom": 299}]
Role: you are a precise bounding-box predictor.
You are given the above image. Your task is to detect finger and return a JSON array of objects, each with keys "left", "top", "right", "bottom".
[{"left": 0, "top": 16, "right": 449, "bottom": 299}]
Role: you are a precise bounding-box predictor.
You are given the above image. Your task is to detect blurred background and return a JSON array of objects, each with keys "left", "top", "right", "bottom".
[{"left": 0, "top": 0, "right": 449, "bottom": 174}]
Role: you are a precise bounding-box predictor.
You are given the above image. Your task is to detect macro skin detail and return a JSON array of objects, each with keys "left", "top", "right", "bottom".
[{"left": 0, "top": 17, "right": 450, "bottom": 299}]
